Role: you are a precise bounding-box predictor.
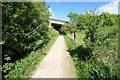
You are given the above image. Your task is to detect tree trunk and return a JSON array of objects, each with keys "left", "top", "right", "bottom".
[
  {"left": 73, "top": 32, "right": 76, "bottom": 48},
  {"left": 73, "top": 32, "right": 76, "bottom": 41}
]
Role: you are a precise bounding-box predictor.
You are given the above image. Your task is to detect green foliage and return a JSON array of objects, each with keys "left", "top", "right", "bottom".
[
  {"left": 60, "top": 23, "right": 69, "bottom": 35},
  {"left": 49, "top": 28, "right": 59, "bottom": 39},
  {"left": 65, "top": 11, "right": 119, "bottom": 79},
  {"left": 61, "top": 12, "right": 79, "bottom": 41},
  {"left": 77, "top": 12, "right": 118, "bottom": 47},
  {"left": 2, "top": 2, "right": 59, "bottom": 78},
  {"left": 2, "top": 2, "right": 50, "bottom": 59},
  {"left": 76, "top": 31, "right": 85, "bottom": 44},
  {"left": 76, "top": 31, "right": 85, "bottom": 40},
  {"left": 67, "top": 12, "right": 78, "bottom": 22},
  {"left": 3, "top": 28, "right": 59, "bottom": 78},
  {"left": 60, "top": 22, "right": 77, "bottom": 34},
  {"left": 64, "top": 36, "right": 79, "bottom": 51}
]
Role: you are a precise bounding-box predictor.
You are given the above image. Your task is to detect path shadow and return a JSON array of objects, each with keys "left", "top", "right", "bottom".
[
  {"left": 68, "top": 45, "right": 93, "bottom": 61},
  {"left": 68, "top": 45, "right": 119, "bottom": 79},
  {"left": 2, "top": 40, "right": 48, "bottom": 63}
]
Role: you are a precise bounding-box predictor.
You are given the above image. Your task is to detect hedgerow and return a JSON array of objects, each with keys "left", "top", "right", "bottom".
[
  {"left": 2, "top": 2, "right": 50, "bottom": 60},
  {"left": 2, "top": 2, "right": 58, "bottom": 78},
  {"left": 64, "top": 11, "right": 119, "bottom": 79},
  {"left": 3, "top": 28, "right": 59, "bottom": 78}
]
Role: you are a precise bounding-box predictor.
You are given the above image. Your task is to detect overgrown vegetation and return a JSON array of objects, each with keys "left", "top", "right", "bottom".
[
  {"left": 76, "top": 31, "right": 85, "bottom": 45},
  {"left": 60, "top": 12, "right": 78, "bottom": 41},
  {"left": 2, "top": 2, "right": 59, "bottom": 78},
  {"left": 3, "top": 28, "right": 59, "bottom": 78},
  {"left": 64, "top": 11, "right": 119, "bottom": 79},
  {"left": 2, "top": 2, "right": 119, "bottom": 79}
]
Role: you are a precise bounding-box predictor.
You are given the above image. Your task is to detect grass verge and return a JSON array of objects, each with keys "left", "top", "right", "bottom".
[
  {"left": 4, "top": 28, "right": 59, "bottom": 78},
  {"left": 64, "top": 34, "right": 119, "bottom": 79}
]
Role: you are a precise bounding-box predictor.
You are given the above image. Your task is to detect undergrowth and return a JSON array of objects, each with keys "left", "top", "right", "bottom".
[
  {"left": 3, "top": 28, "right": 59, "bottom": 78},
  {"left": 64, "top": 30, "right": 119, "bottom": 79}
]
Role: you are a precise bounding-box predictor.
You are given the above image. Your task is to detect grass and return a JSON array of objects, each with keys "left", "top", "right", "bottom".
[
  {"left": 64, "top": 26, "right": 119, "bottom": 79},
  {"left": 64, "top": 35, "right": 79, "bottom": 51},
  {"left": 76, "top": 31, "right": 85, "bottom": 41},
  {"left": 64, "top": 35, "right": 93, "bottom": 78},
  {"left": 76, "top": 31, "right": 85, "bottom": 45},
  {"left": 67, "top": 31, "right": 85, "bottom": 45},
  {"left": 4, "top": 28, "right": 59, "bottom": 78}
]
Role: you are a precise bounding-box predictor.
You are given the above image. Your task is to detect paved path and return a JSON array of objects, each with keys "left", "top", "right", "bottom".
[{"left": 31, "top": 35, "right": 76, "bottom": 78}]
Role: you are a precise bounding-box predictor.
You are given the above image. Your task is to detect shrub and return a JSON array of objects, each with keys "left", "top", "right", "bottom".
[
  {"left": 3, "top": 28, "right": 59, "bottom": 78},
  {"left": 2, "top": 2, "right": 50, "bottom": 61},
  {"left": 65, "top": 12, "right": 119, "bottom": 79},
  {"left": 2, "top": 2, "right": 52, "bottom": 78}
]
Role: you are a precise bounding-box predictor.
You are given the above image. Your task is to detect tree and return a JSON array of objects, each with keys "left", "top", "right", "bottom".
[
  {"left": 67, "top": 12, "right": 78, "bottom": 22},
  {"left": 61, "top": 22, "right": 77, "bottom": 41},
  {"left": 2, "top": 2, "right": 50, "bottom": 62},
  {"left": 60, "top": 23, "right": 69, "bottom": 35},
  {"left": 66, "top": 12, "right": 79, "bottom": 41},
  {"left": 77, "top": 12, "right": 92, "bottom": 30}
]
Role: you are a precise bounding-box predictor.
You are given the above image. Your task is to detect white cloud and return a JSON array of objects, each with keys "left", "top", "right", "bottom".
[
  {"left": 48, "top": 8, "right": 55, "bottom": 18},
  {"left": 97, "top": 0, "right": 119, "bottom": 14}
]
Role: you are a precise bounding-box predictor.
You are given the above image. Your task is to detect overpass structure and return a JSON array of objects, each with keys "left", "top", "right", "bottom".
[{"left": 49, "top": 18, "right": 67, "bottom": 33}]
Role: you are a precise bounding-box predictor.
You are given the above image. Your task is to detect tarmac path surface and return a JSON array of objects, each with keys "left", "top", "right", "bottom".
[{"left": 31, "top": 35, "right": 76, "bottom": 78}]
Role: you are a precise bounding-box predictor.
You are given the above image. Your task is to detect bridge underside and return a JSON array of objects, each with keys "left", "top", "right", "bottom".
[
  {"left": 49, "top": 18, "right": 67, "bottom": 34},
  {"left": 51, "top": 23, "right": 62, "bottom": 34}
]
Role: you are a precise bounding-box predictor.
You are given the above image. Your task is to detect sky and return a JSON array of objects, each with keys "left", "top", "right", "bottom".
[{"left": 46, "top": 0, "right": 119, "bottom": 21}]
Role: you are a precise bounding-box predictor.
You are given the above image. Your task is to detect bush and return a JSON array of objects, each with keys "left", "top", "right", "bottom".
[
  {"left": 65, "top": 12, "right": 119, "bottom": 79},
  {"left": 2, "top": 2, "right": 50, "bottom": 61},
  {"left": 3, "top": 28, "right": 59, "bottom": 78},
  {"left": 2, "top": 2, "right": 53, "bottom": 78}
]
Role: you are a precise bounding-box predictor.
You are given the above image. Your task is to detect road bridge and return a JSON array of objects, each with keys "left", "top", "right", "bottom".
[{"left": 49, "top": 18, "right": 67, "bottom": 33}]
